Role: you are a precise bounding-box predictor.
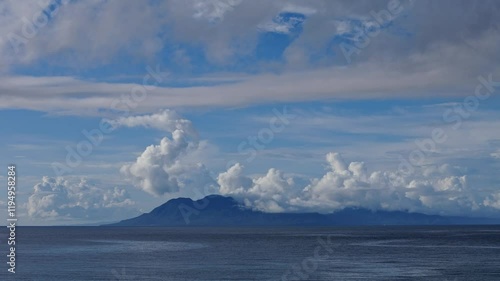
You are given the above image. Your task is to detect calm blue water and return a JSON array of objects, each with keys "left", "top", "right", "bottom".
[{"left": 1, "top": 226, "right": 499, "bottom": 280}]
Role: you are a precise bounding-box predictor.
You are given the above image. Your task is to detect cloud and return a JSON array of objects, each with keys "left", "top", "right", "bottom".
[
  {"left": 108, "top": 109, "right": 198, "bottom": 137},
  {"left": 0, "top": 0, "right": 166, "bottom": 66},
  {"left": 120, "top": 131, "right": 214, "bottom": 196},
  {"left": 118, "top": 110, "right": 215, "bottom": 196},
  {"left": 27, "top": 176, "right": 137, "bottom": 222},
  {"left": 293, "top": 153, "right": 478, "bottom": 216},
  {"left": 2, "top": 59, "right": 499, "bottom": 116},
  {"left": 192, "top": 0, "right": 243, "bottom": 22},
  {"left": 217, "top": 163, "right": 253, "bottom": 194},
  {"left": 0, "top": 0, "right": 497, "bottom": 73},
  {"left": 218, "top": 152, "right": 499, "bottom": 217},
  {"left": 484, "top": 193, "right": 500, "bottom": 209},
  {"left": 218, "top": 163, "right": 299, "bottom": 213}
]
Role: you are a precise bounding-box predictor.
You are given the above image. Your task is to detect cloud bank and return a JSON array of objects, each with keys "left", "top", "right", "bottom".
[
  {"left": 218, "top": 153, "right": 488, "bottom": 217},
  {"left": 27, "top": 176, "right": 138, "bottom": 222}
]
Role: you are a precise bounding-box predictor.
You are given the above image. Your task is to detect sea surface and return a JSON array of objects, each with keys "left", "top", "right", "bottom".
[{"left": 1, "top": 226, "right": 499, "bottom": 280}]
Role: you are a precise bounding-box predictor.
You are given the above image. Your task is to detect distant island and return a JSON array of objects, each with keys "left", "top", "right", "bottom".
[{"left": 105, "top": 195, "right": 500, "bottom": 227}]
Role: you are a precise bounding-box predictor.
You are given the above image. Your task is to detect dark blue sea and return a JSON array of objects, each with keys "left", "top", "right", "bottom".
[{"left": 1, "top": 226, "right": 499, "bottom": 280}]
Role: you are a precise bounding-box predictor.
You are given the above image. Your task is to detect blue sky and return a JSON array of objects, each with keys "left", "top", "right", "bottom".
[{"left": 1, "top": 0, "right": 500, "bottom": 225}]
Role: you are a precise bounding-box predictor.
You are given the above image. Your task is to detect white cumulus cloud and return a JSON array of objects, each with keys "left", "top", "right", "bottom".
[
  {"left": 217, "top": 152, "right": 497, "bottom": 217},
  {"left": 27, "top": 177, "right": 137, "bottom": 222},
  {"left": 118, "top": 110, "right": 215, "bottom": 196}
]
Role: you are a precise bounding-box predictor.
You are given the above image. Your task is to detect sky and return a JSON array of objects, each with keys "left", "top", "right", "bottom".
[{"left": 1, "top": 0, "right": 500, "bottom": 225}]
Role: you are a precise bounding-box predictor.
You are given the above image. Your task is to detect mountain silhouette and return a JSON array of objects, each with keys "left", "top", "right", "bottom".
[{"left": 106, "top": 195, "right": 499, "bottom": 226}]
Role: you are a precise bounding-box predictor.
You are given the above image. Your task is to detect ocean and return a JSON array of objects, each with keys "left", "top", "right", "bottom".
[{"left": 1, "top": 226, "right": 499, "bottom": 280}]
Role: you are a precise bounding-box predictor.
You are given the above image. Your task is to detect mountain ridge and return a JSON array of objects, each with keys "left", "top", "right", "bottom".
[{"left": 105, "top": 195, "right": 500, "bottom": 226}]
